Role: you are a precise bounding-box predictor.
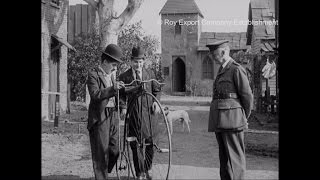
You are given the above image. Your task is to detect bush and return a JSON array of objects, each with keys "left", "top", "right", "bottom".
[
  {"left": 68, "top": 22, "right": 162, "bottom": 101},
  {"left": 68, "top": 33, "right": 100, "bottom": 101}
]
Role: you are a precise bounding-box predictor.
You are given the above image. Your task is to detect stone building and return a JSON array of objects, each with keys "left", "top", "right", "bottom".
[
  {"left": 41, "top": 0, "right": 75, "bottom": 121},
  {"left": 159, "top": 0, "right": 249, "bottom": 95}
]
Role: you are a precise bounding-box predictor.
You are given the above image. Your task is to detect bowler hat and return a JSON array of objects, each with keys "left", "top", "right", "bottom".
[
  {"left": 131, "top": 46, "right": 145, "bottom": 60},
  {"left": 101, "top": 44, "right": 123, "bottom": 63},
  {"left": 206, "top": 40, "right": 229, "bottom": 51}
]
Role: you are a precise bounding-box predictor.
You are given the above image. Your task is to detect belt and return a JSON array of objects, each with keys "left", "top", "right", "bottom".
[{"left": 213, "top": 93, "right": 238, "bottom": 99}]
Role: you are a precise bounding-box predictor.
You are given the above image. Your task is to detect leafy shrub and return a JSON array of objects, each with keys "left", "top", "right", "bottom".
[{"left": 68, "top": 33, "right": 100, "bottom": 101}]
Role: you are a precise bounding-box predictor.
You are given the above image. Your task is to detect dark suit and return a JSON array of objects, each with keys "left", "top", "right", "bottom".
[
  {"left": 208, "top": 59, "right": 253, "bottom": 180},
  {"left": 119, "top": 67, "right": 161, "bottom": 176},
  {"left": 87, "top": 67, "right": 120, "bottom": 180}
]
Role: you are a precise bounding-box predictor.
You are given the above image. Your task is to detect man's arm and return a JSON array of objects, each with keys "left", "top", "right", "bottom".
[
  {"left": 233, "top": 66, "right": 254, "bottom": 118},
  {"left": 87, "top": 70, "right": 115, "bottom": 101}
]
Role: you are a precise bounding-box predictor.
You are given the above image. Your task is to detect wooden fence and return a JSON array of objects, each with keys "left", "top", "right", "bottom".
[{"left": 68, "top": 4, "right": 94, "bottom": 43}]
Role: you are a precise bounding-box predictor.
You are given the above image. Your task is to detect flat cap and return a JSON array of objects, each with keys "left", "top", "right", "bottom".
[{"left": 206, "top": 40, "right": 229, "bottom": 51}]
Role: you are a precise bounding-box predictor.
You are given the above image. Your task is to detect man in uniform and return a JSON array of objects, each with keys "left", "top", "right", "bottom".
[
  {"left": 87, "top": 44, "right": 125, "bottom": 180},
  {"left": 207, "top": 40, "right": 253, "bottom": 180},
  {"left": 119, "top": 46, "right": 161, "bottom": 180}
]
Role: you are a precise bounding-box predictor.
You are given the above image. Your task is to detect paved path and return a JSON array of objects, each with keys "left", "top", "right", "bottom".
[
  {"left": 160, "top": 95, "right": 210, "bottom": 111},
  {"left": 163, "top": 105, "right": 210, "bottom": 111},
  {"left": 160, "top": 95, "right": 211, "bottom": 102}
]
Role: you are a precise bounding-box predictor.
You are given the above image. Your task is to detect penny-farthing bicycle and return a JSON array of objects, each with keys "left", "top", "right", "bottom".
[{"left": 113, "top": 79, "right": 172, "bottom": 180}]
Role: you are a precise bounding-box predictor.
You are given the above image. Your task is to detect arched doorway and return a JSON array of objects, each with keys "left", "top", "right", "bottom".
[{"left": 172, "top": 57, "right": 186, "bottom": 92}]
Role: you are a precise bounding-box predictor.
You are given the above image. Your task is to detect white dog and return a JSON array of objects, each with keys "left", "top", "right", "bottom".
[{"left": 163, "top": 107, "right": 191, "bottom": 134}]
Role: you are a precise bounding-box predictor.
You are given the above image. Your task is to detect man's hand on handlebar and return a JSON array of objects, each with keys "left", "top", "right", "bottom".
[
  {"left": 123, "top": 79, "right": 165, "bottom": 87},
  {"left": 113, "top": 81, "right": 125, "bottom": 91}
]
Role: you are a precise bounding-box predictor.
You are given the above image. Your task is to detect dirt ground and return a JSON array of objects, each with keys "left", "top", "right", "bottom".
[
  {"left": 42, "top": 103, "right": 278, "bottom": 178},
  {"left": 55, "top": 102, "right": 279, "bottom": 158}
]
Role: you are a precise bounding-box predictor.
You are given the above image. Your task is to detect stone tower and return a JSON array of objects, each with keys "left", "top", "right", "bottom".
[{"left": 160, "top": 0, "right": 204, "bottom": 95}]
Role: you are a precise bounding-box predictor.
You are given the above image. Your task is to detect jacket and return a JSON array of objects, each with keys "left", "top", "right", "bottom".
[{"left": 208, "top": 59, "right": 254, "bottom": 132}]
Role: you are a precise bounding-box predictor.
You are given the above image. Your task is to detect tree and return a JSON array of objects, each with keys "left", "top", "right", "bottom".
[
  {"left": 117, "top": 21, "right": 160, "bottom": 74},
  {"left": 83, "top": 0, "right": 144, "bottom": 49},
  {"left": 42, "top": 0, "right": 68, "bottom": 35},
  {"left": 83, "top": 0, "right": 144, "bottom": 108}
]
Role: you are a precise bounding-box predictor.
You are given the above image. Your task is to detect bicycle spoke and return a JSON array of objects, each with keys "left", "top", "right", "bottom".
[{"left": 121, "top": 86, "right": 171, "bottom": 180}]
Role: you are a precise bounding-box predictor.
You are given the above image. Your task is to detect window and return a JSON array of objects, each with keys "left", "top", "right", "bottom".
[
  {"left": 175, "top": 24, "right": 181, "bottom": 35},
  {"left": 202, "top": 57, "right": 213, "bottom": 79}
]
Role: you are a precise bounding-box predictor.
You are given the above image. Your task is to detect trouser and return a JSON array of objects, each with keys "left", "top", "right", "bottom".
[
  {"left": 215, "top": 131, "right": 246, "bottom": 180},
  {"left": 127, "top": 97, "right": 155, "bottom": 176},
  {"left": 130, "top": 136, "right": 154, "bottom": 176},
  {"left": 89, "top": 108, "right": 119, "bottom": 180}
]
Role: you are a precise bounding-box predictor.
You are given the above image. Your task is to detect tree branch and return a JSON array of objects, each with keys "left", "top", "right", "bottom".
[
  {"left": 83, "top": 0, "right": 98, "bottom": 10},
  {"left": 116, "top": 0, "right": 144, "bottom": 29}
]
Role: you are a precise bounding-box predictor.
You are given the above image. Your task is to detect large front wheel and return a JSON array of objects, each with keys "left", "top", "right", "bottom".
[{"left": 125, "top": 92, "right": 172, "bottom": 180}]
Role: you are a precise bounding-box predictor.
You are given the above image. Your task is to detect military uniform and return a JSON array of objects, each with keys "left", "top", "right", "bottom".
[{"left": 207, "top": 40, "right": 254, "bottom": 180}]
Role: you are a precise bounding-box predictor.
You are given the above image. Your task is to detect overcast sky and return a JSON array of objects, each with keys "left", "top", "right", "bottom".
[{"left": 69, "top": 0, "right": 250, "bottom": 40}]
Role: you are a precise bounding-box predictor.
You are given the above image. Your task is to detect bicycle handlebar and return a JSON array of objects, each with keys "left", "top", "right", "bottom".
[{"left": 123, "top": 79, "right": 165, "bottom": 87}]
